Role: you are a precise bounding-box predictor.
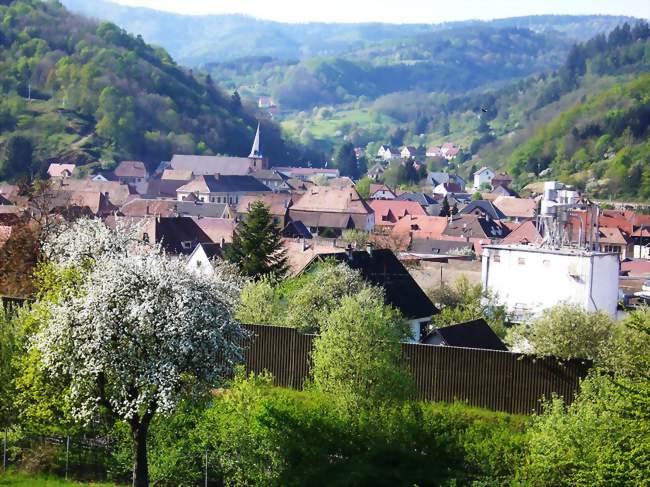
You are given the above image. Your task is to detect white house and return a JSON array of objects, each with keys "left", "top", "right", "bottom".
[
  {"left": 482, "top": 244, "right": 619, "bottom": 320},
  {"left": 186, "top": 243, "right": 224, "bottom": 277},
  {"left": 401, "top": 146, "right": 418, "bottom": 159},
  {"left": 473, "top": 167, "right": 496, "bottom": 189}
]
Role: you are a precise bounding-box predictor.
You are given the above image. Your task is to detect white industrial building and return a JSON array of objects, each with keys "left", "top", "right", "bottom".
[
  {"left": 482, "top": 182, "right": 620, "bottom": 320},
  {"left": 482, "top": 245, "right": 619, "bottom": 320}
]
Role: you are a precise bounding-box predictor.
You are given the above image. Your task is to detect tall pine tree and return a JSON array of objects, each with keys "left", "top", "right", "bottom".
[{"left": 225, "top": 201, "right": 288, "bottom": 279}]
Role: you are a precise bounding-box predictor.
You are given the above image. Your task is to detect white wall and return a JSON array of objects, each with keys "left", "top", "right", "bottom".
[
  {"left": 482, "top": 246, "right": 619, "bottom": 319},
  {"left": 473, "top": 170, "right": 494, "bottom": 189},
  {"left": 186, "top": 246, "right": 215, "bottom": 277}
]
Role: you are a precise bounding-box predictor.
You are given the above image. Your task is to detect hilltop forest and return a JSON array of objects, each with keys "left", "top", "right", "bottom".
[{"left": 0, "top": 0, "right": 320, "bottom": 181}]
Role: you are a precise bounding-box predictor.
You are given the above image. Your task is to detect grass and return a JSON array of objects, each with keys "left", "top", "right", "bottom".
[{"left": 0, "top": 472, "right": 119, "bottom": 486}]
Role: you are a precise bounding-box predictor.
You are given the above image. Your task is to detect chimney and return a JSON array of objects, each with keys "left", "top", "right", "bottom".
[
  {"left": 346, "top": 244, "right": 354, "bottom": 261},
  {"left": 220, "top": 237, "right": 226, "bottom": 248},
  {"left": 366, "top": 242, "right": 373, "bottom": 256}
]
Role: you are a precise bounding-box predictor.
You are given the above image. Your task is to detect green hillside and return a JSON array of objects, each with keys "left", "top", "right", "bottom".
[{"left": 0, "top": 0, "right": 317, "bottom": 181}]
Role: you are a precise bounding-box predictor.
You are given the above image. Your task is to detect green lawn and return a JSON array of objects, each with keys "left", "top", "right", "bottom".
[{"left": 0, "top": 472, "right": 119, "bottom": 486}]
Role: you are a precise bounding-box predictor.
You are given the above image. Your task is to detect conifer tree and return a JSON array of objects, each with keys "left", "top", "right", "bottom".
[
  {"left": 226, "top": 201, "right": 288, "bottom": 279},
  {"left": 440, "top": 196, "right": 451, "bottom": 217}
]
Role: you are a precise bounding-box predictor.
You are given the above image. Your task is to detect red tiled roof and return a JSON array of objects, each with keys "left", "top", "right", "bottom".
[
  {"left": 369, "top": 200, "right": 426, "bottom": 227},
  {"left": 500, "top": 221, "right": 542, "bottom": 245},
  {"left": 115, "top": 160, "right": 147, "bottom": 178},
  {"left": 392, "top": 215, "right": 448, "bottom": 239}
]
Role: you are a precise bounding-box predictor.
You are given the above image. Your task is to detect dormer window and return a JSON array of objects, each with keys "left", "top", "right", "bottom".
[{"left": 181, "top": 241, "right": 192, "bottom": 250}]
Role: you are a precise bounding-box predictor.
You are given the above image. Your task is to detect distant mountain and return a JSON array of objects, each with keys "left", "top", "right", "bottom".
[
  {"left": 0, "top": 0, "right": 319, "bottom": 181},
  {"left": 60, "top": 0, "right": 637, "bottom": 65}
]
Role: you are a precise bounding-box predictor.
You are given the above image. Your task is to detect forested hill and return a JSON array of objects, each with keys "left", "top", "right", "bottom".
[
  {"left": 59, "top": 0, "right": 636, "bottom": 65},
  {"left": 0, "top": 0, "right": 316, "bottom": 181}
]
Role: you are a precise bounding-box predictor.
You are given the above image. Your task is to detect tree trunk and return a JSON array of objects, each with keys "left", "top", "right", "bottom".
[{"left": 131, "top": 416, "right": 150, "bottom": 487}]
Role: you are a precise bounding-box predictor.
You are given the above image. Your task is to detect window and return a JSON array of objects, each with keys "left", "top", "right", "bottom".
[
  {"left": 181, "top": 241, "right": 192, "bottom": 250},
  {"left": 196, "top": 260, "right": 202, "bottom": 267},
  {"left": 518, "top": 257, "right": 526, "bottom": 265},
  {"left": 142, "top": 232, "right": 149, "bottom": 243},
  {"left": 493, "top": 254, "right": 500, "bottom": 263}
]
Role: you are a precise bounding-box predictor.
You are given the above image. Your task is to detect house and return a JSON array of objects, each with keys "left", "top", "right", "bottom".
[
  {"left": 50, "top": 178, "right": 135, "bottom": 207},
  {"left": 114, "top": 160, "right": 148, "bottom": 185},
  {"left": 274, "top": 166, "right": 340, "bottom": 181},
  {"left": 354, "top": 147, "right": 365, "bottom": 159},
  {"left": 491, "top": 185, "right": 519, "bottom": 198},
  {"left": 285, "top": 178, "right": 315, "bottom": 193},
  {"left": 377, "top": 145, "right": 391, "bottom": 159},
  {"left": 47, "top": 190, "right": 117, "bottom": 217},
  {"left": 367, "top": 162, "right": 386, "bottom": 181},
  {"left": 282, "top": 220, "right": 313, "bottom": 240},
  {"left": 153, "top": 217, "right": 214, "bottom": 255},
  {"left": 186, "top": 242, "right": 226, "bottom": 277},
  {"left": 193, "top": 218, "right": 236, "bottom": 246},
  {"left": 236, "top": 193, "right": 293, "bottom": 228},
  {"left": 382, "top": 147, "right": 400, "bottom": 161},
  {"left": 598, "top": 227, "right": 631, "bottom": 260},
  {"left": 492, "top": 196, "right": 537, "bottom": 222},
  {"left": 473, "top": 167, "right": 496, "bottom": 189},
  {"left": 443, "top": 214, "right": 509, "bottom": 242},
  {"left": 47, "top": 163, "right": 75, "bottom": 179},
  {"left": 303, "top": 248, "right": 439, "bottom": 342},
  {"left": 440, "top": 143, "right": 460, "bottom": 160},
  {"left": 427, "top": 172, "right": 466, "bottom": 191},
  {"left": 175, "top": 175, "right": 271, "bottom": 204},
  {"left": 369, "top": 200, "right": 427, "bottom": 228},
  {"left": 401, "top": 146, "right": 419, "bottom": 159},
  {"left": 170, "top": 124, "right": 269, "bottom": 174},
  {"left": 251, "top": 169, "right": 290, "bottom": 192},
  {"left": 91, "top": 172, "right": 117, "bottom": 182},
  {"left": 631, "top": 226, "right": 650, "bottom": 259},
  {"left": 426, "top": 147, "right": 443, "bottom": 158},
  {"left": 433, "top": 182, "right": 464, "bottom": 197},
  {"left": 459, "top": 200, "right": 506, "bottom": 221},
  {"left": 369, "top": 184, "right": 396, "bottom": 200},
  {"left": 491, "top": 172, "right": 513, "bottom": 189},
  {"left": 397, "top": 192, "right": 443, "bottom": 216},
  {"left": 119, "top": 199, "right": 232, "bottom": 219},
  {"left": 288, "top": 186, "right": 374, "bottom": 235},
  {"left": 421, "top": 319, "right": 508, "bottom": 351}
]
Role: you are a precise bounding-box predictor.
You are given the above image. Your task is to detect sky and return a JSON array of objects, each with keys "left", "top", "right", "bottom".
[{"left": 111, "top": 0, "right": 650, "bottom": 23}]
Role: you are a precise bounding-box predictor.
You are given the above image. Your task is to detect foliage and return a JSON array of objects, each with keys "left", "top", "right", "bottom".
[
  {"left": 0, "top": 306, "right": 18, "bottom": 427},
  {"left": 471, "top": 190, "right": 483, "bottom": 201},
  {"left": 506, "top": 303, "right": 616, "bottom": 360},
  {"left": 198, "top": 371, "right": 527, "bottom": 486},
  {"left": 226, "top": 201, "right": 288, "bottom": 279},
  {"left": 429, "top": 276, "right": 510, "bottom": 338},
  {"left": 311, "top": 289, "right": 412, "bottom": 412},
  {"left": 355, "top": 175, "right": 372, "bottom": 198},
  {"left": 340, "top": 228, "right": 369, "bottom": 248},
  {"left": 333, "top": 141, "right": 358, "bottom": 178},
  {"left": 0, "top": 0, "right": 318, "bottom": 180}
]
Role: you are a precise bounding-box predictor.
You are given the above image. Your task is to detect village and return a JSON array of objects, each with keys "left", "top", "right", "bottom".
[{"left": 3, "top": 126, "right": 649, "bottom": 340}]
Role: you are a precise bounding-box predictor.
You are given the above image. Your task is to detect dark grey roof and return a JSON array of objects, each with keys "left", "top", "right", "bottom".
[
  {"left": 491, "top": 185, "right": 519, "bottom": 198},
  {"left": 423, "top": 319, "right": 508, "bottom": 351},
  {"left": 309, "top": 249, "right": 438, "bottom": 319},
  {"left": 141, "top": 179, "right": 186, "bottom": 198},
  {"left": 282, "top": 220, "right": 312, "bottom": 239},
  {"left": 201, "top": 175, "right": 272, "bottom": 193},
  {"left": 409, "top": 238, "right": 473, "bottom": 255},
  {"left": 252, "top": 169, "right": 288, "bottom": 182},
  {"left": 443, "top": 214, "right": 509, "bottom": 240},
  {"left": 459, "top": 200, "right": 507, "bottom": 220},
  {"left": 197, "top": 242, "right": 224, "bottom": 260},
  {"left": 175, "top": 201, "right": 229, "bottom": 218},
  {"left": 155, "top": 217, "right": 213, "bottom": 255},
  {"left": 396, "top": 192, "right": 437, "bottom": 205},
  {"left": 170, "top": 154, "right": 252, "bottom": 176}
]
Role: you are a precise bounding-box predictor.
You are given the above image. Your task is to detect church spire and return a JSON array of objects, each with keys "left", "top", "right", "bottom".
[{"left": 249, "top": 122, "right": 261, "bottom": 158}]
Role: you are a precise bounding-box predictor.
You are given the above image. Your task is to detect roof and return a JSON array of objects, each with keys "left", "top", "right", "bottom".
[
  {"left": 193, "top": 217, "right": 236, "bottom": 244},
  {"left": 190, "top": 242, "right": 224, "bottom": 261},
  {"left": 282, "top": 220, "right": 312, "bottom": 239},
  {"left": 114, "top": 160, "right": 147, "bottom": 178},
  {"left": 308, "top": 249, "right": 438, "bottom": 319},
  {"left": 443, "top": 214, "right": 509, "bottom": 240},
  {"left": 492, "top": 196, "right": 537, "bottom": 219},
  {"left": 47, "top": 163, "right": 75, "bottom": 178},
  {"left": 170, "top": 154, "right": 253, "bottom": 176},
  {"left": 162, "top": 169, "right": 193, "bottom": 181},
  {"left": 423, "top": 319, "right": 508, "bottom": 351},
  {"left": 369, "top": 184, "right": 395, "bottom": 197},
  {"left": 47, "top": 190, "right": 116, "bottom": 216},
  {"left": 474, "top": 167, "right": 494, "bottom": 176},
  {"left": 119, "top": 199, "right": 231, "bottom": 219},
  {"left": 251, "top": 169, "right": 288, "bottom": 182},
  {"left": 492, "top": 172, "right": 512, "bottom": 182},
  {"left": 392, "top": 215, "right": 449, "bottom": 239},
  {"left": 236, "top": 193, "right": 292, "bottom": 216},
  {"left": 598, "top": 226, "right": 628, "bottom": 245},
  {"left": 290, "top": 186, "right": 372, "bottom": 215},
  {"left": 51, "top": 178, "right": 134, "bottom": 206},
  {"left": 141, "top": 179, "right": 186, "bottom": 198},
  {"left": 620, "top": 259, "right": 650, "bottom": 276},
  {"left": 176, "top": 175, "right": 271, "bottom": 194},
  {"left": 491, "top": 185, "right": 519, "bottom": 198},
  {"left": 396, "top": 192, "right": 437, "bottom": 205},
  {"left": 408, "top": 238, "right": 473, "bottom": 255},
  {"left": 500, "top": 220, "right": 542, "bottom": 245},
  {"left": 631, "top": 226, "right": 650, "bottom": 238},
  {"left": 459, "top": 200, "right": 507, "bottom": 220},
  {"left": 283, "top": 239, "right": 346, "bottom": 276},
  {"left": 155, "top": 217, "right": 213, "bottom": 255},
  {"left": 369, "top": 200, "right": 427, "bottom": 227},
  {"left": 274, "top": 167, "right": 340, "bottom": 177}
]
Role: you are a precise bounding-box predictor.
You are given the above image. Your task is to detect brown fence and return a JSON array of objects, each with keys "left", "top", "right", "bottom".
[{"left": 241, "top": 324, "right": 591, "bottom": 415}]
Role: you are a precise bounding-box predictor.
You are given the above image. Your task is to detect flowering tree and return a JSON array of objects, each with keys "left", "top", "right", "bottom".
[{"left": 35, "top": 219, "right": 246, "bottom": 486}]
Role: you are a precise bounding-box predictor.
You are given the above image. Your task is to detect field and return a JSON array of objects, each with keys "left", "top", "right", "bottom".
[{"left": 0, "top": 473, "right": 118, "bottom": 486}]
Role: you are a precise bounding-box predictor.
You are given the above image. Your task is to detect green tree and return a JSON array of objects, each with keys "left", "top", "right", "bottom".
[
  {"left": 311, "top": 288, "right": 413, "bottom": 412},
  {"left": 471, "top": 191, "right": 483, "bottom": 201},
  {"left": 226, "top": 201, "right": 288, "bottom": 279},
  {"left": 355, "top": 176, "right": 372, "bottom": 198},
  {"left": 1, "top": 135, "right": 33, "bottom": 180},
  {"left": 506, "top": 303, "right": 615, "bottom": 360},
  {"left": 335, "top": 142, "right": 358, "bottom": 179},
  {"left": 96, "top": 86, "right": 138, "bottom": 151},
  {"left": 440, "top": 196, "right": 451, "bottom": 217}
]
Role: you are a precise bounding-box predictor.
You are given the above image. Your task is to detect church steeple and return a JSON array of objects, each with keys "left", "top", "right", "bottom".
[{"left": 249, "top": 122, "right": 262, "bottom": 158}]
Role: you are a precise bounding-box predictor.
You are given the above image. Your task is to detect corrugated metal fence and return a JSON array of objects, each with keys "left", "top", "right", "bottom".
[{"left": 241, "top": 324, "right": 591, "bottom": 414}]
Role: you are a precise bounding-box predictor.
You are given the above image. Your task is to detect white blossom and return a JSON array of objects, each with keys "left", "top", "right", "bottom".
[{"left": 36, "top": 220, "right": 246, "bottom": 422}]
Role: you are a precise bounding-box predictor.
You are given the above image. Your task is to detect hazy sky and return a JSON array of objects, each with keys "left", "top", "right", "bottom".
[{"left": 111, "top": 0, "right": 650, "bottom": 23}]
